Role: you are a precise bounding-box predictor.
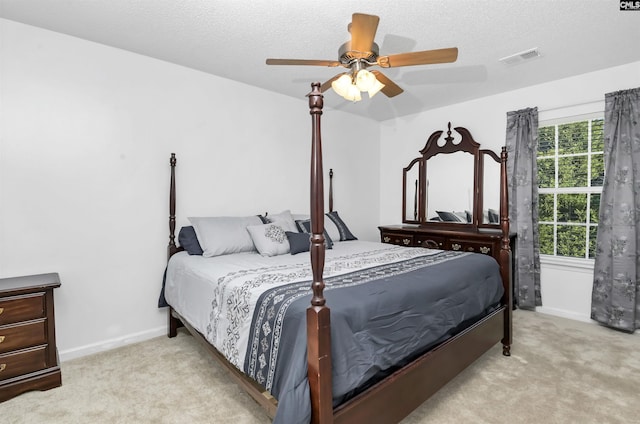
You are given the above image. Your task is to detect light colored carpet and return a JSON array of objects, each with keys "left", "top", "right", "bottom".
[{"left": 2, "top": 311, "right": 639, "bottom": 423}]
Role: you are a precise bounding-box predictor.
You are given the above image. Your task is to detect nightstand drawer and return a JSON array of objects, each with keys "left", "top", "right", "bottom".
[
  {"left": 0, "top": 294, "right": 45, "bottom": 326},
  {"left": 0, "top": 320, "right": 47, "bottom": 354},
  {"left": 0, "top": 346, "right": 48, "bottom": 381},
  {"left": 381, "top": 232, "right": 414, "bottom": 246}
]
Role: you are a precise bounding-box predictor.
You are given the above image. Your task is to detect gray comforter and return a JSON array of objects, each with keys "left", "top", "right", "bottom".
[{"left": 243, "top": 249, "right": 504, "bottom": 424}]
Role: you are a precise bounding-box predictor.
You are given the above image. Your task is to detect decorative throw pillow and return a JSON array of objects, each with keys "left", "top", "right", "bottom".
[
  {"left": 285, "top": 231, "right": 334, "bottom": 254},
  {"left": 188, "top": 215, "right": 263, "bottom": 257},
  {"left": 286, "top": 231, "right": 311, "bottom": 255},
  {"left": 295, "top": 219, "right": 334, "bottom": 249},
  {"left": 178, "top": 226, "right": 203, "bottom": 255},
  {"left": 266, "top": 209, "right": 298, "bottom": 233},
  {"left": 325, "top": 211, "right": 357, "bottom": 241},
  {"left": 246, "top": 223, "right": 290, "bottom": 257}
]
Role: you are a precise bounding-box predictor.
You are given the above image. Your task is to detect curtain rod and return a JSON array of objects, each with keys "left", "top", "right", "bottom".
[{"left": 538, "top": 98, "right": 604, "bottom": 114}]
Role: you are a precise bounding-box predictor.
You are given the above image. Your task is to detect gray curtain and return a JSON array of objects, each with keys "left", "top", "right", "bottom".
[
  {"left": 591, "top": 87, "right": 640, "bottom": 332},
  {"left": 506, "top": 107, "right": 542, "bottom": 309}
]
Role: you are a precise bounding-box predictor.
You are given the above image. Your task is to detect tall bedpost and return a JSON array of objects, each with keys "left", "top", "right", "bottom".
[
  {"left": 499, "top": 146, "right": 512, "bottom": 356},
  {"left": 307, "top": 82, "right": 333, "bottom": 424},
  {"left": 168, "top": 153, "right": 178, "bottom": 260}
]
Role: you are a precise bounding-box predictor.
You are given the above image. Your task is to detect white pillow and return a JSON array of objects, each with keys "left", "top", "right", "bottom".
[
  {"left": 246, "top": 223, "right": 290, "bottom": 257},
  {"left": 266, "top": 210, "right": 298, "bottom": 233},
  {"left": 188, "top": 215, "right": 263, "bottom": 257}
]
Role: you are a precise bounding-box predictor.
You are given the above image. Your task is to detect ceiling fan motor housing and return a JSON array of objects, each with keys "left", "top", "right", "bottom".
[{"left": 338, "top": 41, "right": 380, "bottom": 67}]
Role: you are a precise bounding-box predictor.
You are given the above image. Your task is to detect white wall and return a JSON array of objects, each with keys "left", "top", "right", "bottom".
[
  {"left": 0, "top": 19, "right": 380, "bottom": 360},
  {"left": 380, "top": 60, "right": 640, "bottom": 322}
]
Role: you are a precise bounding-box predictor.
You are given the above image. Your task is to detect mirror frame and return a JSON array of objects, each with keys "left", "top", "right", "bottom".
[{"left": 402, "top": 123, "right": 501, "bottom": 230}]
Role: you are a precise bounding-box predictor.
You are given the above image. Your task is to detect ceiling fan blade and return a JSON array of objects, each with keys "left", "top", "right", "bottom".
[
  {"left": 371, "top": 70, "right": 404, "bottom": 97},
  {"left": 320, "top": 73, "right": 346, "bottom": 92},
  {"left": 266, "top": 58, "right": 342, "bottom": 67},
  {"left": 377, "top": 47, "right": 458, "bottom": 68},
  {"left": 349, "top": 13, "right": 380, "bottom": 53}
]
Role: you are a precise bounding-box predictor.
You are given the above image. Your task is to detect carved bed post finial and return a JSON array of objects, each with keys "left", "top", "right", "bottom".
[{"left": 329, "top": 169, "right": 334, "bottom": 213}]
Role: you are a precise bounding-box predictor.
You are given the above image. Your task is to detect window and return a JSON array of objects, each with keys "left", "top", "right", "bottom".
[{"left": 537, "top": 116, "right": 604, "bottom": 259}]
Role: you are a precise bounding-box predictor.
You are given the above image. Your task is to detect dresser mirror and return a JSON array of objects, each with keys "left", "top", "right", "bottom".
[
  {"left": 482, "top": 154, "right": 502, "bottom": 224},
  {"left": 402, "top": 123, "right": 502, "bottom": 229},
  {"left": 424, "top": 151, "right": 475, "bottom": 223},
  {"left": 402, "top": 159, "right": 420, "bottom": 223}
]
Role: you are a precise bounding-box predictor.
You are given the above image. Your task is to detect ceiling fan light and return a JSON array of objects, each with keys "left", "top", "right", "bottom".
[
  {"left": 344, "top": 84, "right": 362, "bottom": 102},
  {"left": 355, "top": 69, "right": 376, "bottom": 91},
  {"left": 331, "top": 74, "right": 352, "bottom": 97},
  {"left": 367, "top": 78, "right": 385, "bottom": 98}
]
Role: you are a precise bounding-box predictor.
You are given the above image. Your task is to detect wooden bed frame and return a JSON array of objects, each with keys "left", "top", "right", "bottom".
[{"left": 166, "top": 82, "right": 512, "bottom": 424}]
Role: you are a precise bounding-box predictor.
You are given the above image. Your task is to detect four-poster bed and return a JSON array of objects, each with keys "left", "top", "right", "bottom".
[{"left": 162, "top": 82, "right": 512, "bottom": 424}]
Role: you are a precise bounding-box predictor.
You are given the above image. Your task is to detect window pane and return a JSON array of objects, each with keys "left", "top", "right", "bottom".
[
  {"left": 591, "top": 153, "right": 604, "bottom": 186},
  {"left": 558, "top": 156, "right": 588, "bottom": 187},
  {"left": 557, "top": 193, "right": 587, "bottom": 222},
  {"left": 589, "top": 226, "right": 598, "bottom": 259},
  {"left": 557, "top": 225, "right": 586, "bottom": 258},
  {"left": 537, "top": 158, "right": 555, "bottom": 188},
  {"left": 539, "top": 224, "right": 555, "bottom": 255},
  {"left": 539, "top": 194, "right": 555, "bottom": 221},
  {"left": 590, "top": 193, "right": 601, "bottom": 223},
  {"left": 558, "top": 121, "right": 588, "bottom": 154},
  {"left": 591, "top": 119, "right": 604, "bottom": 151},
  {"left": 538, "top": 126, "right": 555, "bottom": 156}
]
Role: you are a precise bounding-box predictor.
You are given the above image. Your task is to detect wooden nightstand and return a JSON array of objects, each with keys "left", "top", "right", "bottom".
[{"left": 0, "top": 273, "right": 62, "bottom": 402}]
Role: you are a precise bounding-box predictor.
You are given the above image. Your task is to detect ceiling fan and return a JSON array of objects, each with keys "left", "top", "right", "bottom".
[{"left": 265, "top": 13, "right": 458, "bottom": 102}]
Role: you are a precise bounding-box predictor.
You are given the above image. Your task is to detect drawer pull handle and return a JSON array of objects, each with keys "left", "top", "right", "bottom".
[
  {"left": 403, "top": 238, "right": 411, "bottom": 245},
  {"left": 0, "top": 364, "right": 5, "bottom": 372},
  {"left": 480, "top": 246, "right": 490, "bottom": 254},
  {"left": 452, "top": 243, "right": 461, "bottom": 250},
  {"left": 0, "top": 336, "right": 4, "bottom": 343},
  {"left": 467, "top": 247, "right": 475, "bottom": 252},
  {"left": 383, "top": 236, "right": 390, "bottom": 243}
]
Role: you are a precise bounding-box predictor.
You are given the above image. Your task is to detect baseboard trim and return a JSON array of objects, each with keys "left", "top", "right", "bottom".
[
  {"left": 59, "top": 326, "right": 167, "bottom": 362},
  {"left": 536, "top": 306, "right": 592, "bottom": 324}
]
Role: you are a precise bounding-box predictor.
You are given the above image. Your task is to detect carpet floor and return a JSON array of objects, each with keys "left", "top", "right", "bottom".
[{"left": 1, "top": 310, "right": 638, "bottom": 423}]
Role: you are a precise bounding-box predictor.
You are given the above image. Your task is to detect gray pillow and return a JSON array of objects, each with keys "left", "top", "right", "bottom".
[
  {"left": 178, "top": 226, "right": 203, "bottom": 255},
  {"left": 286, "top": 231, "right": 311, "bottom": 255},
  {"left": 189, "top": 215, "right": 263, "bottom": 257},
  {"left": 289, "top": 224, "right": 334, "bottom": 251}
]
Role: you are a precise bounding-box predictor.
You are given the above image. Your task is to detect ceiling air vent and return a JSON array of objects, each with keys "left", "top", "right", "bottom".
[{"left": 499, "top": 48, "right": 540, "bottom": 65}]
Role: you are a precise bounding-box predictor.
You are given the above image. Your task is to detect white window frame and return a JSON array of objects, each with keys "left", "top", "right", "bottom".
[{"left": 537, "top": 111, "right": 604, "bottom": 266}]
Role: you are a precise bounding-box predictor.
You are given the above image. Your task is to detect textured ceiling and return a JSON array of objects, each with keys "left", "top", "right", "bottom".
[{"left": 1, "top": 0, "right": 639, "bottom": 121}]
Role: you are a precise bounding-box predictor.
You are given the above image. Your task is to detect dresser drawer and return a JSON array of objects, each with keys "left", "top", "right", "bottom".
[
  {"left": 0, "top": 320, "right": 47, "bottom": 354},
  {"left": 0, "top": 346, "right": 48, "bottom": 381},
  {"left": 0, "top": 294, "right": 45, "bottom": 326},
  {"left": 449, "top": 240, "right": 494, "bottom": 256},
  {"left": 415, "top": 234, "right": 446, "bottom": 249},
  {"left": 381, "top": 232, "right": 414, "bottom": 247}
]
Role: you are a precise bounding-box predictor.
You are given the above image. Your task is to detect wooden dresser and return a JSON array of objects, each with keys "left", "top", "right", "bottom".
[
  {"left": 378, "top": 225, "right": 510, "bottom": 264},
  {"left": 0, "top": 273, "right": 62, "bottom": 402}
]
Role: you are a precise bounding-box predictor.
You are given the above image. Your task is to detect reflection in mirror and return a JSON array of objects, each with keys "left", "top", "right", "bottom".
[
  {"left": 482, "top": 153, "right": 501, "bottom": 225},
  {"left": 403, "top": 160, "right": 420, "bottom": 222},
  {"left": 425, "top": 152, "right": 474, "bottom": 223}
]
